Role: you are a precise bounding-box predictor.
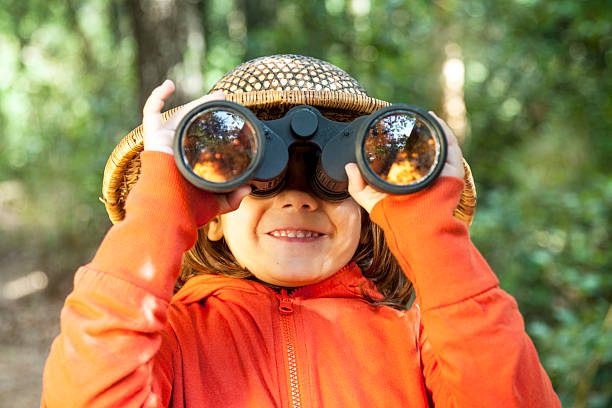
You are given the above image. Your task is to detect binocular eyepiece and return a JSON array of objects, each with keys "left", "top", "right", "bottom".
[{"left": 174, "top": 101, "right": 447, "bottom": 201}]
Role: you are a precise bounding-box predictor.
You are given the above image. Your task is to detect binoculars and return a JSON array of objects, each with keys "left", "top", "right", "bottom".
[{"left": 174, "top": 101, "right": 447, "bottom": 201}]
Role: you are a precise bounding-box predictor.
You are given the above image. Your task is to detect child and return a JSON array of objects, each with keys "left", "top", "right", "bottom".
[{"left": 42, "top": 55, "right": 560, "bottom": 407}]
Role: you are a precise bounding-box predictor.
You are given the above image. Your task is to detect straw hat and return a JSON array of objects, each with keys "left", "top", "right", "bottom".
[{"left": 102, "top": 54, "right": 476, "bottom": 225}]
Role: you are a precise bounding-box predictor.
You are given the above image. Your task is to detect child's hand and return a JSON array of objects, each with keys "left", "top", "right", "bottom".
[
  {"left": 345, "top": 111, "right": 465, "bottom": 213},
  {"left": 345, "top": 163, "right": 389, "bottom": 213},
  {"left": 142, "top": 79, "right": 251, "bottom": 214},
  {"left": 142, "top": 79, "right": 225, "bottom": 154}
]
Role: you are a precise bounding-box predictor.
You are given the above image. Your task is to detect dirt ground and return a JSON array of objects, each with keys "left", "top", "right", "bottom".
[
  {"left": 0, "top": 229, "right": 87, "bottom": 408},
  {"left": 0, "top": 179, "right": 107, "bottom": 407},
  {"left": 0, "top": 291, "right": 64, "bottom": 407}
]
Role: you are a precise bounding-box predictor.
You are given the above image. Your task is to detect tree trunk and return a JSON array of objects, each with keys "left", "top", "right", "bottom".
[{"left": 127, "top": 0, "right": 205, "bottom": 108}]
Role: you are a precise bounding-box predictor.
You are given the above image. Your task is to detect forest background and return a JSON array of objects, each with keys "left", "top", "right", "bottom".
[{"left": 0, "top": 0, "right": 610, "bottom": 407}]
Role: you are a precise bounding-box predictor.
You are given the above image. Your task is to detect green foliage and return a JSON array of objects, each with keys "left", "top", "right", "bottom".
[{"left": 1, "top": 0, "right": 610, "bottom": 406}]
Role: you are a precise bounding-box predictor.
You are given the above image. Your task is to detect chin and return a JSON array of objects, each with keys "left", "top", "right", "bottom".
[
  {"left": 256, "top": 263, "right": 333, "bottom": 287},
  {"left": 272, "top": 272, "right": 324, "bottom": 287}
]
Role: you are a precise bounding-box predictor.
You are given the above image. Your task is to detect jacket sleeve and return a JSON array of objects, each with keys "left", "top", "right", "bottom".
[
  {"left": 370, "top": 176, "right": 560, "bottom": 408},
  {"left": 41, "top": 151, "right": 219, "bottom": 408}
]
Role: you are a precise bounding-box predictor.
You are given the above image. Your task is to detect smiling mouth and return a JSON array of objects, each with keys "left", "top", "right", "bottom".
[{"left": 267, "top": 229, "right": 324, "bottom": 239}]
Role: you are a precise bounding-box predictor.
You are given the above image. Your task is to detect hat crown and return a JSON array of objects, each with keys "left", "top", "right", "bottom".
[
  {"left": 210, "top": 54, "right": 368, "bottom": 96},
  {"left": 102, "top": 54, "right": 476, "bottom": 226}
]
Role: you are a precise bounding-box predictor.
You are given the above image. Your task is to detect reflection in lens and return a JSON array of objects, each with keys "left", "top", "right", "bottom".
[
  {"left": 363, "top": 112, "right": 439, "bottom": 186},
  {"left": 182, "top": 109, "right": 257, "bottom": 183}
]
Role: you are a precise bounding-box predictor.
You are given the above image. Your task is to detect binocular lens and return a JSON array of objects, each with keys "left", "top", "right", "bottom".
[
  {"left": 363, "top": 112, "right": 439, "bottom": 186},
  {"left": 182, "top": 108, "right": 259, "bottom": 186}
]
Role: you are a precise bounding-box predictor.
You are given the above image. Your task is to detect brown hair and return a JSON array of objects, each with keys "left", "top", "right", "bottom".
[{"left": 178, "top": 208, "right": 413, "bottom": 310}]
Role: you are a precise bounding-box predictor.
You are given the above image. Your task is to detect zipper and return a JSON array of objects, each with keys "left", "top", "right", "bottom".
[{"left": 278, "top": 289, "right": 303, "bottom": 408}]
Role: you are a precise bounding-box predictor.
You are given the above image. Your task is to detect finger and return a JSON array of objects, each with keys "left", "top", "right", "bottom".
[
  {"left": 429, "top": 111, "right": 459, "bottom": 148},
  {"left": 143, "top": 80, "right": 175, "bottom": 134},
  {"left": 428, "top": 111, "right": 465, "bottom": 178},
  {"left": 163, "top": 91, "right": 226, "bottom": 131},
  {"left": 226, "top": 185, "right": 252, "bottom": 211},
  {"left": 345, "top": 163, "right": 367, "bottom": 196}
]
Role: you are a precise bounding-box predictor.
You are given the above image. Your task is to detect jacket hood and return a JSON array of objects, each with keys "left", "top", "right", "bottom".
[{"left": 171, "top": 262, "right": 383, "bottom": 305}]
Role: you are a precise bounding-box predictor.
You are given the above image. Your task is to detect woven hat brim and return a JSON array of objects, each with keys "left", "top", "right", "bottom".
[{"left": 102, "top": 90, "right": 476, "bottom": 225}]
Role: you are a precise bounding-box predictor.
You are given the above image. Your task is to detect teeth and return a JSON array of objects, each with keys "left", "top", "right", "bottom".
[{"left": 270, "top": 230, "right": 320, "bottom": 238}]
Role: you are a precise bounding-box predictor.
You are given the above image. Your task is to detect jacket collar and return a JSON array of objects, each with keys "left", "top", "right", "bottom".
[{"left": 171, "top": 262, "right": 383, "bottom": 305}]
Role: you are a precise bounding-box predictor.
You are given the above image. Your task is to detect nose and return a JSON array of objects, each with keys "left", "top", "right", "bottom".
[
  {"left": 274, "top": 188, "right": 319, "bottom": 211},
  {"left": 273, "top": 148, "right": 319, "bottom": 210}
]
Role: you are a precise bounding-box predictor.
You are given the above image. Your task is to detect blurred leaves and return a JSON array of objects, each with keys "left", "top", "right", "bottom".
[{"left": 0, "top": 0, "right": 610, "bottom": 406}]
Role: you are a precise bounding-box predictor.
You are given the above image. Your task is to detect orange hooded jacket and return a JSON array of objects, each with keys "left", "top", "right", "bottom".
[{"left": 42, "top": 152, "right": 560, "bottom": 407}]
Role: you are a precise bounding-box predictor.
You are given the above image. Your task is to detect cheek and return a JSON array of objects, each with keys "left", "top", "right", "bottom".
[
  {"left": 333, "top": 199, "right": 362, "bottom": 229},
  {"left": 328, "top": 200, "right": 362, "bottom": 251},
  {"left": 221, "top": 197, "right": 263, "bottom": 232},
  {"left": 219, "top": 201, "right": 263, "bottom": 258}
]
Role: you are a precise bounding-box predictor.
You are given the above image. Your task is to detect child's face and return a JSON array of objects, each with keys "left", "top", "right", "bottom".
[{"left": 212, "top": 148, "right": 362, "bottom": 287}]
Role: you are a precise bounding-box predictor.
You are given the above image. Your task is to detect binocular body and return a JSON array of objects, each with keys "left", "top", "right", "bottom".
[{"left": 174, "top": 101, "right": 447, "bottom": 201}]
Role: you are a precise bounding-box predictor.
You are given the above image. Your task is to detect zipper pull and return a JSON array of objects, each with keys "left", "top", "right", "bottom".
[{"left": 278, "top": 289, "right": 294, "bottom": 315}]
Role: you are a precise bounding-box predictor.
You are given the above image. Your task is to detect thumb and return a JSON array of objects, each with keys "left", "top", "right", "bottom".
[
  {"left": 345, "top": 163, "right": 388, "bottom": 213},
  {"left": 216, "top": 185, "right": 252, "bottom": 214},
  {"left": 346, "top": 163, "right": 367, "bottom": 196}
]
